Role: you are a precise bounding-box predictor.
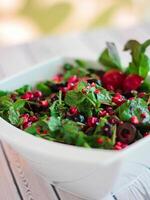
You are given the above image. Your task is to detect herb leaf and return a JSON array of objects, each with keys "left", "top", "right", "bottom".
[
  {"left": 116, "top": 98, "right": 150, "bottom": 125},
  {"left": 99, "top": 42, "right": 122, "bottom": 70}
]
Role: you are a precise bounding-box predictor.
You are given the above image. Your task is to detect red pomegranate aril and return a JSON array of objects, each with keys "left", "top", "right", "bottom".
[
  {"left": 94, "top": 89, "right": 100, "bottom": 94},
  {"left": 69, "top": 106, "right": 78, "bottom": 115},
  {"left": 141, "top": 113, "right": 146, "bottom": 118},
  {"left": 23, "top": 121, "right": 32, "bottom": 129},
  {"left": 21, "top": 114, "right": 29, "bottom": 123},
  {"left": 144, "top": 132, "right": 150, "bottom": 137},
  {"left": 40, "top": 100, "right": 49, "bottom": 107},
  {"left": 33, "top": 90, "right": 42, "bottom": 98},
  {"left": 97, "top": 137, "right": 103, "bottom": 144},
  {"left": 138, "top": 92, "right": 146, "bottom": 98},
  {"left": 29, "top": 116, "right": 38, "bottom": 122},
  {"left": 130, "top": 116, "right": 139, "bottom": 124},
  {"left": 102, "top": 69, "right": 125, "bottom": 91},
  {"left": 68, "top": 75, "right": 78, "bottom": 84},
  {"left": 122, "top": 74, "right": 143, "bottom": 92},
  {"left": 106, "top": 106, "right": 114, "bottom": 115},
  {"left": 21, "top": 91, "right": 34, "bottom": 100},
  {"left": 91, "top": 82, "right": 96, "bottom": 87},
  {"left": 52, "top": 74, "right": 63, "bottom": 83},
  {"left": 87, "top": 117, "right": 99, "bottom": 127},
  {"left": 99, "top": 110, "right": 107, "bottom": 117},
  {"left": 112, "top": 93, "right": 125, "bottom": 106}
]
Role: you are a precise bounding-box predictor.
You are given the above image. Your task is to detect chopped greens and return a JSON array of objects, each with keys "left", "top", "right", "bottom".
[{"left": 1, "top": 39, "right": 150, "bottom": 150}]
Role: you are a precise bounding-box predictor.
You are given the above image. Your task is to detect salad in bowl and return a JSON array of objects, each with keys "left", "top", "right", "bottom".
[
  {"left": 0, "top": 39, "right": 150, "bottom": 150},
  {"left": 0, "top": 39, "right": 150, "bottom": 199}
]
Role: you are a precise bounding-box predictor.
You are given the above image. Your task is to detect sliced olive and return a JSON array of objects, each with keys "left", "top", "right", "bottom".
[{"left": 117, "top": 122, "right": 137, "bottom": 144}]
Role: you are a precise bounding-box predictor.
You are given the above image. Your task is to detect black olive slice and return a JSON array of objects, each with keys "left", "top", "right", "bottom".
[{"left": 117, "top": 122, "right": 137, "bottom": 144}]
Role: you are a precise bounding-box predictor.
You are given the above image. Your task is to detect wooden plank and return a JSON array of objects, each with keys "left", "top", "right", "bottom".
[
  {"left": 0, "top": 142, "right": 20, "bottom": 200},
  {"left": 2, "top": 142, "right": 58, "bottom": 200}
]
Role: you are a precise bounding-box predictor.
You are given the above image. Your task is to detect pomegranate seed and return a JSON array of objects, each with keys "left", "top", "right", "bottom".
[
  {"left": 33, "top": 90, "right": 42, "bottom": 98},
  {"left": 138, "top": 92, "right": 146, "bottom": 98},
  {"left": 23, "top": 121, "right": 32, "bottom": 129},
  {"left": 112, "top": 93, "right": 125, "bottom": 106},
  {"left": 52, "top": 74, "right": 63, "bottom": 83},
  {"left": 144, "top": 132, "right": 150, "bottom": 137},
  {"left": 40, "top": 100, "right": 49, "bottom": 107},
  {"left": 87, "top": 117, "right": 99, "bottom": 127},
  {"left": 97, "top": 137, "right": 103, "bottom": 144},
  {"left": 60, "top": 87, "right": 68, "bottom": 94},
  {"left": 122, "top": 74, "right": 143, "bottom": 92},
  {"left": 36, "top": 127, "right": 41, "bottom": 134},
  {"left": 109, "top": 117, "right": 117, "bottom": 124},
  {"left": 130, "top": 116, "right": 139, "bottom": 124},
  {"left": 106, "top": 107, "right": 114, "bottom": 115},
  {"left": 94, "top": 89, "right": 100, "bottom": 94},
  {"left": 114, "top": 141, "right": 127, "bottom": 150},
  {"left": 21, "top": 91, "right": 34, "bottom": 100},
  {"left": 21, "top": 114, "right": 29, "bottom": 123},
  {"left": 141, "top": 113, "right": 146, "bottom": 118},
  {"left": 128, "top": 97, "right": 135, "bottom": 100},
  {"left": 102, "top": 69, "right": 125, "bottom": 91},
  {"left": 68, "top": 75, "right": 78, "bottom": 84},
  {"left": 29, "top": 116, "right": 38, "bottom": 122},
  {"left": 99, "top": 110, "right": 107, "bottom": 117},
  {"left": 43, "top": 130, "right": 48, "bottom": 135},
  {"left": 91, "top": 82, "right": 96, "bottom": 87},
  {"left": 69, "top": 106, "right": 78, "bottom": 115},
  {"left": 67, "top": 83, "right": 75, "bottom": 90}
]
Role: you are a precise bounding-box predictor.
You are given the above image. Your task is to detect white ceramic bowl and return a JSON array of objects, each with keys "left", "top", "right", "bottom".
[{"left": 0, "top": 57, "right": 150, "bottom": 200}]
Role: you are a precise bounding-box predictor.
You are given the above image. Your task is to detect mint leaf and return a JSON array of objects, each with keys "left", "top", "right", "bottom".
[
  {"left": 65, "top": 90, "right": 85, "bottom": 107},
  {"left": 0, "top": 90, "right": 9, "bottom": 97},
  {"left": 8, "top": 106, "right": 20, "bottom": 125},
  {"left": 13, "top": 99, "right": 26, "bottom": 110},
  {"left": 47, "top": 116, "right": 61, "bottom": 132},
  {"left": 36, "top": 82, "right": 51, "bottom": 96},
  {"left": 124, "top": 39, "right": 150, "bottom": 78},
  {"left": 116, "top": 98, "right": 150, "bottom": 125},
  {"left": 16, "top": 85, "right": 31, "bottom": 95},
  {"left": 138, "top": 54, "right": 150, "bottom": 78},
  {"left": 99, "top": 42, "right": 122, "bottom": 70}
]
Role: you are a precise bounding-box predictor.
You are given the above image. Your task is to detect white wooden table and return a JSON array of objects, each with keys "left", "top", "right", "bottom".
[{"left": 0, "top": 26, "right": 150, "bottom": 200}]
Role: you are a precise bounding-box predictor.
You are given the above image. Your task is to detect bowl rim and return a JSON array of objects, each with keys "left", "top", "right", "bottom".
[{"left": 0, "top": 56, "right": 150, "bottom": 164}]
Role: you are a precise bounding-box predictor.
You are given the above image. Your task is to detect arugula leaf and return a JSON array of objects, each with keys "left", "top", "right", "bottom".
[
  {"left": 16, "top": 85, "right": 31, "bottom": 95},
  {"left": 99, "top": 42, "right": 122, "bottom": 71},
  {"left": 50, "top": 100, "right": 66, "bottom": 117},
  {"left": 116, "top": 98, "right": 150, "bottom": 125},
  {"left": 96, "top": 87, "right": 112, "bottom": 105}
]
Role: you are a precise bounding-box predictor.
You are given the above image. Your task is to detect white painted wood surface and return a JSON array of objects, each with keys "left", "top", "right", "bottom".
[{"left": 0, "top": 26, "right": 150, "bottom": 200}]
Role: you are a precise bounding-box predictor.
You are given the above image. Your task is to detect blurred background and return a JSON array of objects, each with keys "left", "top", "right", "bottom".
[{"left": 0, "top": 0, "right": 149, "bottom": 46}]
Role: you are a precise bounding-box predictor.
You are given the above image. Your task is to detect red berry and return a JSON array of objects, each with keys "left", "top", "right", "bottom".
[
  {"left": 122, "top": 74, "right": 143, "bottom": 92},
  {"left": 91, "top": 82, "right": 96, "bottom": 87},
  {"left": 21, "top": 91, "right": 34, "bottom": 100},
  {"left": 112, "top": 93, "right": 125, "bottom": 106},
  {"left": 40, "top": 100, "right": 49, "bottom": 107},
  {"left": 87, "top": 117, "right": 99, "bottom": 127},
  {"left": 33, "top": 90, "right": 42, "bottom": 98},
  {"left": 97, "top": 138, "right": 103, "bottom": 144},
  {"left": 144, "top": 132, "right": 150, "bottom": 137},
  {"left": 130, "top": 116, "right": 139, "bottom": 124},
  {"left": 102, "top": 70, "right": 125, "bottom": 91},
  {"left": 69, "top": 106, "right": 78, "bottom": 115}
]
